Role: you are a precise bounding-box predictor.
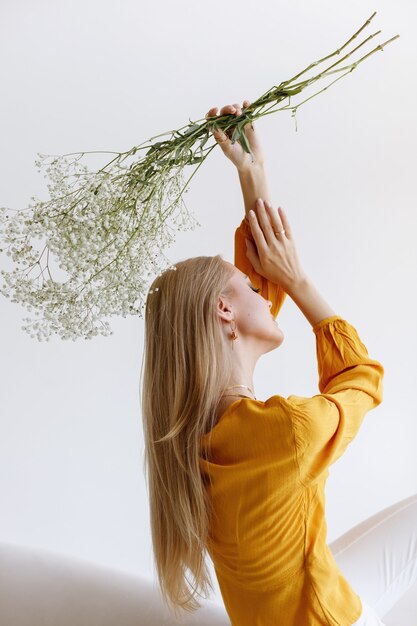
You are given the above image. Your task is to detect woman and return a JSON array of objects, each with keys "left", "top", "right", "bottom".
[{"left": 141, "top": 101, "right": 416, "bottom": 625}]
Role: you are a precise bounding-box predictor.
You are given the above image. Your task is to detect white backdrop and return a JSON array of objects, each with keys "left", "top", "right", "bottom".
[{"left": 0, "top": 0, "right": 416, "bottom": 607}]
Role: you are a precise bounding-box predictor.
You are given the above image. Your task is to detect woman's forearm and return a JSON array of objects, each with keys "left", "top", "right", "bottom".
[
  {"left": 238, "top": 165, "right": 337, "bottom": 327},
  {"left": 288, "top": 276, "right": 337, "bottom": 328},
  {"left": 237, "top": 165, "right": 272, "bottom": 219}
]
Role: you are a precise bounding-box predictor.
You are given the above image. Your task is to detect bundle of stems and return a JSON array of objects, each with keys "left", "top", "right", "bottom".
[{"left": 0, "top": 11, "right": 399, "bottom": 341}]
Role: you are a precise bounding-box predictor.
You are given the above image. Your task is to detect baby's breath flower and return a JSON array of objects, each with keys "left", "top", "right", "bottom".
[{"left": 0, "top": 12, "right": 398, "bottom": 341}]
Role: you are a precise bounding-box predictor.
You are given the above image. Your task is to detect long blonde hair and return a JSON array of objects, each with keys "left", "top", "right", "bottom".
[{"left": 140, "top": 254, "right": 235, "bottom": 620}]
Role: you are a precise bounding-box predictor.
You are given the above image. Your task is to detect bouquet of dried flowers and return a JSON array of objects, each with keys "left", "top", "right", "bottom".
[{"left": 0, "top": 12, "right": 398, "bottom": 341}]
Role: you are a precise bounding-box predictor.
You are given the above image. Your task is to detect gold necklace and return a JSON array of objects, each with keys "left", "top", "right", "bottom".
[{"left": 220, "top": 384, "right": 256, "bottom": 400}]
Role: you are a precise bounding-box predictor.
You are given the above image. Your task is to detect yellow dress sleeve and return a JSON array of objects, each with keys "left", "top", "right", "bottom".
[
  {"left": 286, "top": 315, "right": 384, "bottom": 486},
  {"left": 234, "top": 216, "right": 287, "bottom": 319}
]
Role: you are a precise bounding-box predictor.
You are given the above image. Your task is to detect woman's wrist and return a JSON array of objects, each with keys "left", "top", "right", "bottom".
[
  {"left": 287, "top": 276, "right": 337, "bottom": 328},
  {"left": 237, "top": 163, "right": 271, "bottom": 217},
  {"left": 237, "top": 159, "right": 265, "bottom": 175}
]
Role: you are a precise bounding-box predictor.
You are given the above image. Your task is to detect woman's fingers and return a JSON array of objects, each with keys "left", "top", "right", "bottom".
[
  {"left": 206, "top": 101, "right": 249, "bottom": 118},
  {"left": 219, "top": 104, "right": 238, "bottom": 116},
  {"left": 205, "top": 106, "right": 229, "bottom": 143},
  {"left": 206, "top": 101, "right": 253, "bottom": 134},
  {"left": 277, "top": 206, "right": 292, "bottom": 239},
  {"left": 255, "top": 199, "right": 285, "bottom": 247},
  {"left": 244, "top": 237, "right": 262, "bottom": 273},
  {"left": 265, "top": 201, "right": 288, "bottom": 239},
  {"left": 205, "top": 107, "right": 218, "bottom": 118},
  {"left": 248, "top": 201, "right": 303, "bottom": 290},
  {"left": 248, "top": 206, "right": 269, "bottom": 255}
]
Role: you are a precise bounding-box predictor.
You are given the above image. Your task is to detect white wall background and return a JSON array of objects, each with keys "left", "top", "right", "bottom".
[{"left": 0, "top": 0, "right": 416, "bottom": 610}]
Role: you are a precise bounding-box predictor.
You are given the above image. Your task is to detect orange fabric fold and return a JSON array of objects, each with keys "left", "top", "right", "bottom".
[{"left": 234, "top": 216, "right": 287, "bottom": 320}]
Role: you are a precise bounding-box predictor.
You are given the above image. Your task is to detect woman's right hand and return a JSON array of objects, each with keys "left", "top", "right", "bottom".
[
  {"left": 205, "top": 100, "right": 265, "bottom": 172},
  {"left": 245, "top": 198, "right": 308, "bottom": 294}
]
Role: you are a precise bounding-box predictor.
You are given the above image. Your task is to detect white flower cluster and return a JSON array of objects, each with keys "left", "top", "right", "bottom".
[{"left": 0, "top": 151, "right": 201, "bottom": 341}]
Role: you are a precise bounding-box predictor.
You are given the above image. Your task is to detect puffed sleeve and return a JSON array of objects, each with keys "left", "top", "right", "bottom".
[
  {"left": 286, "top": 315, "right": 384, "bottom": 486},
  {"left": 234, "top": 216, "right": 287, "bottom": 320}
]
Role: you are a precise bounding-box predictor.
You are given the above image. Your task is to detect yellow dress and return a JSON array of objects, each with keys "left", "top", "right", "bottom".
[{"left": 199, "top": 216, "right": 385, "bottom": 625}]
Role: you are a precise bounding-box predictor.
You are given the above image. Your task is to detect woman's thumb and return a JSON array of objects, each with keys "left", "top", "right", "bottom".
[
  {"left": 212, "top": 127, "right": 230, "bottom": 149},
  {"left": 245, "top": 238, "right": 258, "bottom": 266}
]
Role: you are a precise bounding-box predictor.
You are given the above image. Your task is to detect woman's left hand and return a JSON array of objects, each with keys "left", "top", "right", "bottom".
[{"left": 205, "top": 100, "right": 265, "bottom": 173}]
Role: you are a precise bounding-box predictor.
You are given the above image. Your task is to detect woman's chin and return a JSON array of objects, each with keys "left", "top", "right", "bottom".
[
  {"left": 270, "top": 323, "right": 284, "bottom": 347},
  {"left": 276, "top": 326, "right": 285, "bottom": 342}
]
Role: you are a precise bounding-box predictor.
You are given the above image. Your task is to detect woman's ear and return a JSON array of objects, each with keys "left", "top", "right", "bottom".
[{"left": 217, "top": 296, "right": 234, "bottom": 323}]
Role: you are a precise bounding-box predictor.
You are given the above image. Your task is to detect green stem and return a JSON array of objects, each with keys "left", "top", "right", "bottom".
[
  {"left": 282, "top": 11, "right": 378, "bottom": 87},
  {"left": 159, "top": 146, "right": 216, "bottom": 220}
]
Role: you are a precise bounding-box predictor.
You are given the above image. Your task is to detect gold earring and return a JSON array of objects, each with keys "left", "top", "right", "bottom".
[{"left": 230, "top": 319, "right": 238, "bottom": 348}]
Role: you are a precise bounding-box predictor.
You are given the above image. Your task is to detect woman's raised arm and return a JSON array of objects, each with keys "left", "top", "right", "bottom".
[
  {"left": 205, "top": 100, "right": 271, "bottom": 219},
  {"left": 205, "top": 100, "right": 286, "bottom": 318}
]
